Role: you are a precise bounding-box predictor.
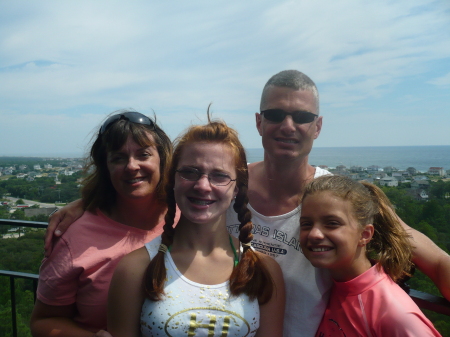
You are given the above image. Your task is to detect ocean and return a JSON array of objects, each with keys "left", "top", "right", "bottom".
[{"left": 245, "top": 146, "right": 450, "bottom": 173}]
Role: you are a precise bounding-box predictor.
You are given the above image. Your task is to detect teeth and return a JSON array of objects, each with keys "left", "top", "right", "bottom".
[
  {"left": 128, "top": 178, "right": 143, "bottom": 183},
  {"left": 189, "top": 198, "right": 214, "bottom": 206},
  {"left": 311, "top": 247, "right": 332, "bottom": 252}
]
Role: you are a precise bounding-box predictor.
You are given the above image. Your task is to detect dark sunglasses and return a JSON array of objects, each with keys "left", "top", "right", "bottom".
[
  {"left": 260, "top": 109, "right": 318, "bottom": 124},
  {"left": 100, "top": 111, "right": 155, "bottom": 135}
]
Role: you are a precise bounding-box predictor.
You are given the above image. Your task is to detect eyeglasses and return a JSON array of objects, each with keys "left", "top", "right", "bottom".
[
  {"left": 100, "top": 111, "right": 155, "bottom": 135},
  {"left": 176, "top": 168, "right": 236, "bottom": 186},
  {"left": 260, "top": 109, "right": 318, "bottom": 124}
]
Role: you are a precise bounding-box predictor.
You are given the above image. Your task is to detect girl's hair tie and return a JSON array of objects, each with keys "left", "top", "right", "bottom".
[{"left": 158, "top": 244, "right": 169, "bottom": 254}]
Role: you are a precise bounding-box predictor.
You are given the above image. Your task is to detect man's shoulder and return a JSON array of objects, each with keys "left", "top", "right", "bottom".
[
  {"left": 248, "top": 161, "right": 263, "bottom": 176},
  {"left": 314, "top": 166, "right": 332, "bottom": 178},
  {"left": 247, "top": 161, "right": 266, "bottom": 191}
]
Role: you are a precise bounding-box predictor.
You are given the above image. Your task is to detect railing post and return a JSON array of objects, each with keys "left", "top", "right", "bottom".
[
  {"left": 10, "top": 276, "right": 17, "bottom": 337},
  {"left": 33, "top": 278, "right": 38, "bottom": 303}
]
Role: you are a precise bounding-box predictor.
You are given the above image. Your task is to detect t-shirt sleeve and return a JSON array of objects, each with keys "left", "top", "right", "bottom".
[
  {"left": 37, "top": 236, "right": 79, "bottom": 306},
  {"left": 378, "top": 310, "right": 442, "bottom": 337}
]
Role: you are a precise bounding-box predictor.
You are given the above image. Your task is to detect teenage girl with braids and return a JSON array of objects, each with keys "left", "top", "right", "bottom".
[
  {"left": 107, "top": 116, "right": 285, "bottom": 337},
  {"left": 299, "top": 175, "right": 442, "bottom": 337}
]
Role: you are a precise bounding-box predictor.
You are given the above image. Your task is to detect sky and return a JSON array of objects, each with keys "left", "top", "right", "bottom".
[{"left": 1, "top": 0, "right": 449, "bottom": 157}]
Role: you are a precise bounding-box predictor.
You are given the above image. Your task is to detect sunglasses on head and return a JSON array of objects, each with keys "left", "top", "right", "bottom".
[
  {"left": 260, "top": 109, "right": 318, "bottom": 124},
  {"left": 100, "top": 111, "right": 155, "bottom": 135}
]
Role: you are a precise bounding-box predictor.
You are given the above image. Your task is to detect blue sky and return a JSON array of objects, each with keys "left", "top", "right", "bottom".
[{"left": 1, "top": 0, "right": 449, "bottom": 157}]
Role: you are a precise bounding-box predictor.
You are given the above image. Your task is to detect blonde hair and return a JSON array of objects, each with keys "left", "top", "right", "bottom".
[
  {"left": 302, "top": 175, "right": 412, "bottom": 282},
  {"left": 144, "top": 112, "right": 274, "bottom": 304}
]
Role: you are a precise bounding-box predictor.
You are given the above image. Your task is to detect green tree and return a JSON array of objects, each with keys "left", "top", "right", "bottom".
[
  {"left": 10, "top": 209, "right": 26, "bottom": 220},
  {"left": 29, "top": 214, "right": 49, "bottom": 222},
  {"left": 0, "top": 206, "right": 10, "bottom": 221},
  {"left": 429, "top": 180, "right": 446, "bottom": 199}
]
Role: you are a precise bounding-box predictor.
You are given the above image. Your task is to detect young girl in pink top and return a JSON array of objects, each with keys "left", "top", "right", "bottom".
[{"left": 300, "top": 175, "right": 442, "bottom": 337}]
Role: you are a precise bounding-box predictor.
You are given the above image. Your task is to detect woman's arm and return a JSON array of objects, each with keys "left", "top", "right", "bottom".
[
  {"left": 107, "top": 247, "right": 150, "bottom": 337},
  {"left": 33, "top": 230, "right": 92, "bottom": 337},
  {"left": 401, "top": 218, "right": 450, "bottom": 300},
  {"left": 255, "top": 254, "right": 285, "bottom": 337},
  {"left": 30, "top": 300, "right": 95, "bottom": 337},
  {"left": 44, "top": 199, "right": 84, "bottom": 256}
]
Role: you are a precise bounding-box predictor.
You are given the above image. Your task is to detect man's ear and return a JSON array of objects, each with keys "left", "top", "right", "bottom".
[
  {"left": 314, "top": 116, "right": 323, "bottom": 139},
  {"left": 255, "top": 112, "right": 263, "bottom": 136},
  {"left": 358, "top": 224, "right": 374, "bottom": 247}
]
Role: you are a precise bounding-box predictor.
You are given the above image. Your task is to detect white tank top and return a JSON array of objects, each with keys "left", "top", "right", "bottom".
[{"left": 141, "top": 237, "right": 260, "bottom": 337}]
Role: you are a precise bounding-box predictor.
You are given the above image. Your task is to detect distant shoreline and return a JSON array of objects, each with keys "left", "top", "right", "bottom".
[
  {"left": 1, "top": 145, "right": 449, "bottom": 158},
  {"left": 247, "top": 145, "right": 450, "bottom": 172},
  {"left": 1, "top": 145, "right": 449, "bottom": 173},
  {"left": 0, "top": 154, "right": 85, "bottom": 159}
]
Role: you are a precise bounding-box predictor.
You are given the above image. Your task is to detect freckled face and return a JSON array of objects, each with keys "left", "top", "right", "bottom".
[
  {"left": 106, "top": 134, "right": 161, "bottom": 202},
  {"left": 174, "top": 142, "right": 238, "bottom": 226},
  {"left": 300, "top": 191, "right": 372, "bottom": 281},
  {"left": 256, "top": 87, "right": 322, "bottom": 162}
]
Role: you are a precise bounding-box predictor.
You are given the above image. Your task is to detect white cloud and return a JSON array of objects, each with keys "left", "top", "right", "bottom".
[
  {"left": 0, "top": 0, "right": 449, "bottom": 154},
  {"left": 428, "top": 72, "right": 450, "bottom": 87}
]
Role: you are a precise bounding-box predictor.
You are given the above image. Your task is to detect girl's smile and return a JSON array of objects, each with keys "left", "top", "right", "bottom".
[
  {"left": 174, "top": 142, "right": 238, "bottom": 227},
  {"left": 300, "top": 191, "right": 373, "bottom": 282}
]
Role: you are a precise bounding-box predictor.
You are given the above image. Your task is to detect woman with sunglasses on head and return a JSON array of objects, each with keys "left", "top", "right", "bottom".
[
  {"left": 107, "top": 114, "right": 285, "bottom": 337},
  {"left": 30, "top": 110, "right": 175, "bottom": 337},
  {"left": 300, "top": 175, "right": 442, "bottom": 337}
]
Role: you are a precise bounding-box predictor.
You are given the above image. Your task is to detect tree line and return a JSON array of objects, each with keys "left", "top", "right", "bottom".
[{"left": 0, "top": 171, "right": 82, "bottom": 205}]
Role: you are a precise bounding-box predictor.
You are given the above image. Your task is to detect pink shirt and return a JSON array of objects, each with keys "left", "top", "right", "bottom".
[
  {"left": 316, "top": 264, "right": 442, "bottom": 337},
  {"left": 37, "top": 210, "right": 165, "bottom": 332}
]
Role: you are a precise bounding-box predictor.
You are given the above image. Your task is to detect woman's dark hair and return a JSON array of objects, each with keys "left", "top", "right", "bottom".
[
  {"left": 144, "top": 111, "right": 274, "bottom": 304},
  {"left": 81, "top": 110, "right": 172, "bottom": 213},
  {"left": 302, "top": 175, "right": 413, "bottom": 282}
]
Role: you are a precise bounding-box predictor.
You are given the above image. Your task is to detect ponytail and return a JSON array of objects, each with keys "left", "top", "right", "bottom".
[
  {"left": 229, "top": 184, "right": 274, "bottom": 304},
  {"left": 143, "top": 169, "right": 177, "bottom": 301},
  {"left": 361, "top": 182, "right": 413, "bottom": 282}
]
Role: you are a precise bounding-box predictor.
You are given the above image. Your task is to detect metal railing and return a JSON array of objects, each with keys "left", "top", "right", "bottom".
[
  {"left": 1, "top": 219, "right": 450, "bottom": 336},
  {"left": 0, "top": 270, "right": 39, "bottom": 337},
  {"left": 0, "top": 218, "right": 48, "bottom": 229},
  {"left": 410, "top": 289, "right": 450, "bottom": 316},
  {"left": 1, "top": 219, "right": 46, "bottom": 337}
]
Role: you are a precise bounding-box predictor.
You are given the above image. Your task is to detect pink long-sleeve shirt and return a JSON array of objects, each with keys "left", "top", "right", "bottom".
[{"left": 316, "top": 264, "right": 442, "bottom": 337}]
